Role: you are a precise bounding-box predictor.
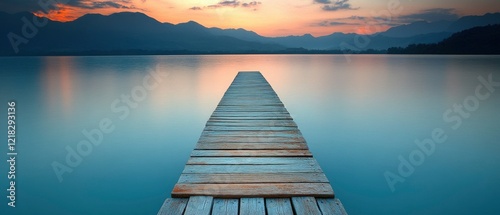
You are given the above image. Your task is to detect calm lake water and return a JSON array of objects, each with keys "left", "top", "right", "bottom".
[{"left": 0, "top": 55, "right": 499, "bottom": 215}]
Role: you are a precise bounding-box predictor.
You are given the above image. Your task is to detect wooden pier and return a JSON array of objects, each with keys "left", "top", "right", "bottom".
[{"left": 158, "top": 72, "right": 347, "bottom": 215}]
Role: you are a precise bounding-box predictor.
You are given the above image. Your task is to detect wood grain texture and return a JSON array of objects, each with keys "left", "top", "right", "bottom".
[
  {"left": 317, "top": 198, "right": 349, "bottom": 215},
  {"left": 157, "top": 198, "right": 188, "bottom": 215},
  {"left": 291, "top": 197, "right": 322, "bottom": 215},
  {"left": 211, "top": 198, "right": 239, "bottom": 215},
  {"left": 172, "top": 183, "right": 334, "bottom": 198},
  {"left": 239, "top": 198, "right": 265, "bottom": 215},
  {"left": 265, "top": 198, "right": 294, "bottom": 215},
  {"left": 186, "top": 157, "right": 317, "bottom": 165},
  {"left": 197, "top": 136, "right": 306, "bottom": 143},
  {"left": 169, "top": 71, "right": 335, "bottom": 200},
  {"left": 184, "top": 196, "right": 213, "bottom": 215},
  {"left": 182, "top": 164, "right": 322, "bottom": 174},
  {"left": 190, "top": 150, "right": 312, "bottom": 157},
  {"left": 178, "top": 173, "right": 330, "bottom": 184},
  {"left": 195, "top": 142, "right": 308, "bottom": 150}
]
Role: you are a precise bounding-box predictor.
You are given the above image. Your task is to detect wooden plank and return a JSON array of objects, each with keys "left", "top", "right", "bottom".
[
  {"left": 184, "top": 196, "right": 213, "bottom": 215},
  {"left": 205, "top": 120, "right": 297, "bottom": 127},
  {"left": 164, "top": 72, "right": 339, "bottom": 202},
  {"left": 291, "top": 197, "right": 322, "bottom": 215},
  {"left": 214, "top": 108, "right": 288, "bottom": 113},
  {"left": 203, "top": 126, "right": 299, "bottom": 131},
  {"left": 266, "top": 198, "right": 294, "bottom": 215},
  {"left": 186, "top": 157, "right": 317, "bottom": 165},
  {"left": 177, "top": 173, "right": 330, "bottom": 184},
  {"left": 212, "top": 198, "right": 239, "bottom": 215},
  {"left": 317, "top": 198, "right": 348, "bottom": 215},
  {"left": 172, "top": 183, "right": 334, "bottom": 198},
  {"left": 195, "top": 142, "right": 308, "bottom": 150},
  {"left": 197, "top": 136, "right": 306, "bottom": 143},
  {"left": 201, "top": 130, "right": 301, "bottom": 138},
  {"left": 210, "top": 112, "right": 291, "bottom": 117},
  {"left": 215, "top": 105, "right": 285, "bottom": 108},
  {"left": 239, "top": 198, "right": 265, "bottom": 215},
  {"left": 190, "top": 150, "right": 312, "bottom": 157},
  {"left": 157, "top": 198, "right": 188, "bottom": 215},
  {"left": 209, "top": 116, "right": 290, "bottom": 120},
  {"left": 182, "top": 164, "right": 322, "bottom": 174}
]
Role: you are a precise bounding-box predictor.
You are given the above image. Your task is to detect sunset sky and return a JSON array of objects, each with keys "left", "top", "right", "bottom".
[{"left": 1, "top": 0, "right": 499, "bottom": 36}]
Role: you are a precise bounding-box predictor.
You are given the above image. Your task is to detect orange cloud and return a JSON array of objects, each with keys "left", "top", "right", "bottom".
[{"left": 34, "top": 4, "right": 81, "bottom": 22}]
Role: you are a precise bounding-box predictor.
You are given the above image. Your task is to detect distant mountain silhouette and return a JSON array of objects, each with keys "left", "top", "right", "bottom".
[
  {"left": 380, "top": 13, "right": 500, "bottom": 38},
  {"left": 380, "top": 21, "right": 454, "bottom": 38},
  {"left": 0, "top": 11, "right": 499, "bottom": 55},
  {"left": 0, "top": 12, "right": 284, "bottom": 55},
  {"left": 387, "top": 24, "right": 500, "bottom": 54}
]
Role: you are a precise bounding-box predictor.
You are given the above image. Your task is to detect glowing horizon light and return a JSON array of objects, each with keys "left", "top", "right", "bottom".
[{"left": 12, "top": 0, "right": 500, "bottom": 37}]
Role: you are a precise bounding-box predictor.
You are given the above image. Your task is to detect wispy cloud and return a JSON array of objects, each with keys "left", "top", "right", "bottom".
[
  {"left": 398, "top": 8, "right": 459, "bottom": 23},
  {"left": 313, "top": 16, "right": 368, "bottom": 27},
  {"left": 189, "top": 6, "right": 202, "bottom": 11},
  {"left": 312, "top": 15, "right": 398, "bottom": 29},
  {"left": 190, "top": 1, "right": 262, "bottom": 11},
  {"left": 314, "top": 0, "right": 358, "bottom": 12},
  {"left": 67, "top": 0, "right": 137, "bottom": 10}
]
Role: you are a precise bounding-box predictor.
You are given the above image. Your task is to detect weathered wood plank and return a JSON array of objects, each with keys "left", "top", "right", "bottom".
[
  {"left": 200, "top": 130, "right": 301, "bottom": 138},
  {"left": 210, "top": 112, "right": 291, "bottom": 117},
  {"left": 203, "top": 126, "right": 299, "bottom": 131},
  {"left": 186, "top": 157, "right": 317, "bottom": 165},
  {"left": 184, "top": 196, "right": 213, "bottom": 215},
  {"left": 266, "top": 198, "right": 294, "bottom": 215},
  {"left": 214, "top": 106, "right": 287, "bottom": 111},
  {"left": 195, "top": 142, "right": 308, "bottom": 150},
  {"left": 165, "top": 72, "right": 338, "bottom": 202},
  {"left": 157, "top": 198, "right": 188, "bottom": 215},
  {"left": 172, "top": 183, "right": 334, "bottom": 198},
  {"left": 197, "top": 136, "right": 306, "bottom": 143},
  {"left": 209, "top": 116, "right": 291, "bottom": 120},
  {"left": 190, "top": 150, "right": 312, "bottom": 157},
  {"left": 239, "top": 198, "right": 265, "bottom": 215},
  {"left": 317, "top": 198, "right": 348, "bottom": 215},
  {"left": 177, "top": 173, "right": 330, "bottom": 184},
  {"left": 205, "top": 120, "right": 297, "bottom": 127},
  {"left": 212, "top": 198, "right": 239, "bottom": 215},
  {"left": 182, "top": 164, "right": 322, "bottom": 174},
  {"left": 291, "top": 197, "right": 322, "bottom": 215},
  {"left": 215, "top": 104, "right": 285, "bottom": 107}
]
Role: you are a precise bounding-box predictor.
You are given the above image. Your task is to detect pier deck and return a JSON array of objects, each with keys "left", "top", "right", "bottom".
[{"left": 158, "top": 72, "right": 347, "bottom": 215}]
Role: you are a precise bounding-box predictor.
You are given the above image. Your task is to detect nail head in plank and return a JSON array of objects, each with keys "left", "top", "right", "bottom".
[
  {"left": 266, "top": 198, "right": 294, "bottom": 215},
  {"left": 212, "top": 198, "right": 239, "bottom": 215},
  {"left": 240, "top": 198, "right": 265, "bottom": 215}
]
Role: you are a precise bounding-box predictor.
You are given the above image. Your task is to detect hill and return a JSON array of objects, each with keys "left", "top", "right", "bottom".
[{"left": 387, "top": 24, "right": 500, "bottom": 54}]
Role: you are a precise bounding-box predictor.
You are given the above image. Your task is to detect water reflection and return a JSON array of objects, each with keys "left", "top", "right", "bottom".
[
  {"left": 42, "top": 56, "right": 77, "bottom": 115},
  {"left": 0, "top": 55, "right": 498, "bottom": 215}
]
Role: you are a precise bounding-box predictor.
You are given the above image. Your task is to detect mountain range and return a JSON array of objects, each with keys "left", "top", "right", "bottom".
[
  {"left": 1, "top": 11, "right": 499, "bottom": 55},
  {"left": 388, "top": 24, "right": 500, "bottom": 54}
]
